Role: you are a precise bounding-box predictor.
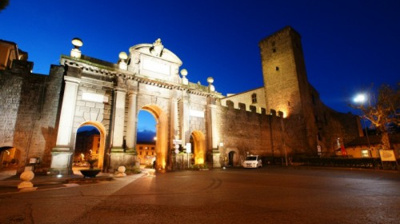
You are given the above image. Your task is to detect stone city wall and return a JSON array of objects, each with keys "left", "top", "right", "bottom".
[
  {"left": 0, "top": 73, "right": 22, "bottom": 148},
  {"left": 216, "top": 100, "right": 285, "bottom": 164},
  {"left": 216, "top": 95, "right": 360, "bottom": 162},
  {"left": 0, "top": 65, "right": 64, "bottom": 172}
]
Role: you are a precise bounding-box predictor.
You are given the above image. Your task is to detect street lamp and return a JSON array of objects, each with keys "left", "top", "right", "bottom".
[
  {"left": 353, "top": 93, "right": 371, "bottom": 155},
  {"left": 353, "top": 93, "right": 366, "bottom": 104}
]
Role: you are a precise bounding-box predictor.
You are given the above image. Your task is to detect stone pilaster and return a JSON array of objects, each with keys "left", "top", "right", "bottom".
[
  {"left": 180, "top": 93, "right": 190, "bottom": 145},
  {"left": 170, "top": 92, "right": 179, "bottom": 142},
  {"left": 50, "top": 75, "right": 80, "bottom": 174},
  {"left": 54, "top": 76, "right": 81, "bottom": 148},
  {"left": 125, "top": 90, "right": 137, "bottom": 154},
  {"left": 111, "top": 88, "right": 126, "bottom": 152},
  {"left": 208, "top": 103, "right": 221, "bottom": 168}
]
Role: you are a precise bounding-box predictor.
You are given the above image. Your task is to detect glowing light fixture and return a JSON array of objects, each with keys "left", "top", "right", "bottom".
[
  {"left": 196, "top": 158, "right": 204, "bottom": 164},
  {"left": 353, "top": 94, "right": 366, "bottom": 103}
]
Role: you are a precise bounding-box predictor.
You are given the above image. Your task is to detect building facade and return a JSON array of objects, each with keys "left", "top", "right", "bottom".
[
  {"left": 0, "top": 27, "right": 362, "bottom": 174},
  {"left": 221, "top": 27, "right": 361, "bottom": 161}
]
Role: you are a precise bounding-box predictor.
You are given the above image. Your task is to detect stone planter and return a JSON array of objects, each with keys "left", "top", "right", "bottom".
[{"left": 80, "top": 169, "right": 101, "bottom": 178}]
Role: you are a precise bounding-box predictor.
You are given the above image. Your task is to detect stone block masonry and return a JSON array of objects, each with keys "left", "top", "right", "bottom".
[
  {"left": 0, "top": 65, "right": 64, "bottom": 173},
  {"left": 0, "top": 73, "right": 22, "bottom": 147}
]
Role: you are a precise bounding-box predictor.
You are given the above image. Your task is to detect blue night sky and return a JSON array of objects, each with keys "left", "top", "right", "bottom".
[{"left": 2, "top": 0, "right": 399, "bottom": 122}]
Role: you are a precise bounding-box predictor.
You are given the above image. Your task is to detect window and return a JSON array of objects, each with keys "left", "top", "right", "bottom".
[
  {"left": 271, "top": 41, "right": 275, "bottom": 46},
  {"left": 276, "top": 66, "right": 279, "bottom": 71},
  {"left": 361, "top": 150, "right": 370, "bottom": 158},
  {"left": 251, "top": 93, "right": 257, "bottom": 104},
  {"left": 272, "top": 48, "right": 276, "bottom": 53},
  {"left": 311, "top": 94, "right": 316, "bottom": 105}
]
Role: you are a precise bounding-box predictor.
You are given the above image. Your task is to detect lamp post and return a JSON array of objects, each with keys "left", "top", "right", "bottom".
[
  {"left": 353, "top": 94, "right": 371, "bottom": 155},
  {"left": 279, "top": 112, "right": 288, "bottom": 166}
]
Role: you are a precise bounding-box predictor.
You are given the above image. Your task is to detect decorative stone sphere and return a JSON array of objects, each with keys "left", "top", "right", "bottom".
[
  {"left": 207, "top": 77, "right": 214, "bottom": 84},
  {"left": 20, "top": 170, "right": 35, "bottom": 182},
  {"left": 119, "top": 52, "right": 128, "bottom": 60},
  {"left": 180, "top": 69, "right": 188, "bottom": 76},
  {"left": 117, "top": 166, "right": 126, "bottom": 173},
  {"left": 72, "top": 38, "right": 83, "bottom": 48}
]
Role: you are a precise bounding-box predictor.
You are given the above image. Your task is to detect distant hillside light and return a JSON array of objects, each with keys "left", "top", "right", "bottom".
[
  {"left": 71, "top": 37, "right": 83, "bottom": 58},
  {"left": 118, "top": 51, "right": 128, "bottom": 70},
  {"left": 353, "top": 94, "right": 366, "bottom": 103}
]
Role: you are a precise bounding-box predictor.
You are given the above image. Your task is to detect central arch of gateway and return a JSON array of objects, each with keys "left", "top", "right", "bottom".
[{"left": 50, "top": 39, "right": 223, "bottom": 174}]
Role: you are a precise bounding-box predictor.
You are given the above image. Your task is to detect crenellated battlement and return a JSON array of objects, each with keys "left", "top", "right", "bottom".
[{"left": 220, "top": 99, "right": 284, "bottom": 118}]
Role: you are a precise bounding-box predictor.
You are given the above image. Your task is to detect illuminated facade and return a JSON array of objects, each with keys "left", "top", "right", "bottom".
[
  {"left": 47, "top": 38, "right": 221, "bottom": 174},
  {"left": 136, "top": 143, "right": 156, "bottom": 166},
  {"left": 220, "top": 27, "right": 361, "bottom": 161},
  {"left": 0, "top": 27, "right": 363, "bottom": 174}
]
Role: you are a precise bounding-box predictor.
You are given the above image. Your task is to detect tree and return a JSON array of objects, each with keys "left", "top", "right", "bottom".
[
  {"left": 352, "top": 83, "right": 400, "bottom": 150},
  {"left": 0, "top": 0, "right": 9, "bottom": 12}
]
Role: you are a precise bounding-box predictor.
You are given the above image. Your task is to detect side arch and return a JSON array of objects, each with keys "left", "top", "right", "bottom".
[
  {"left": 191, "top": 131, "right": 206, "bottom": 165},
  {"left": 225, "top": 147, "right": 241, "bottom": 167},
  {"left": 75, "top": 121, "right": 106, "bottom": 169}
]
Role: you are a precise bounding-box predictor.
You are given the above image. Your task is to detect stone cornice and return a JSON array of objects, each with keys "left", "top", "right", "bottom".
[{"left": 60, "top": 55, "right": 223, "bottom": 98}]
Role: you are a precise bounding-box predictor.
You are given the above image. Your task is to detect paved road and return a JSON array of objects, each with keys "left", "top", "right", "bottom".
[{"left": 0, "top": 167, "right": 399, "bottom": 224}]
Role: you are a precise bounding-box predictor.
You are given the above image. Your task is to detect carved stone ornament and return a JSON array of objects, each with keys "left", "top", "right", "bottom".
[
  {"left": 117, "top": 76, "right": 127, "bottom": 88},
  {"left": 150, "top": 38, "right": 164, "bottom": 57}
]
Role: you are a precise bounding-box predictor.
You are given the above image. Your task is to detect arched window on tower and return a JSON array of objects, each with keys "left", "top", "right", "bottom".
[{"left": 251, "top": 93, "right": 257, "bottom": 104}]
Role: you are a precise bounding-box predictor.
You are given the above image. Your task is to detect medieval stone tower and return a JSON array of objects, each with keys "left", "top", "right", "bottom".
[
  {"left": 259, "top": 26, "right": 309, "bottom": 117},
  {"left": 259, "top": 26, "right": 318, "bottom": 153}
]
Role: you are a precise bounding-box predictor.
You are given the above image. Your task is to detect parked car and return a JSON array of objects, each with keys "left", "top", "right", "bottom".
[{"left": 242, "top": 155, "right": 262, "bottom": 168}]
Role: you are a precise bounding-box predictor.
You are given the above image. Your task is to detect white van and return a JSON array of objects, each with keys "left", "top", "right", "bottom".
[{"left": 242, "top": 155, "right": 262, "bottom": 168}]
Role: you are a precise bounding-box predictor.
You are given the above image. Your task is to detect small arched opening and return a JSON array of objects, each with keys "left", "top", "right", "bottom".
[
  {"left": 190, "top": 131, "right": 206, "bottom": 165},
  {"left": 73, "top": 121, "right": 106, "bottom": 171},
  {"left": 226, "top": 148, "right": 240, "bottom": 167}
]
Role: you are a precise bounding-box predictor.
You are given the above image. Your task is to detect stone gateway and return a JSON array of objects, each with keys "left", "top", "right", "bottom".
[{"left": 0, "top": 27, "right": 361, "bottom": 174}]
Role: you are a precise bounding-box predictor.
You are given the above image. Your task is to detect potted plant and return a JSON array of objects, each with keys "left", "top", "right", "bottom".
[{"left": 80, "top": 159, "right": 100, "bottom": 178}]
